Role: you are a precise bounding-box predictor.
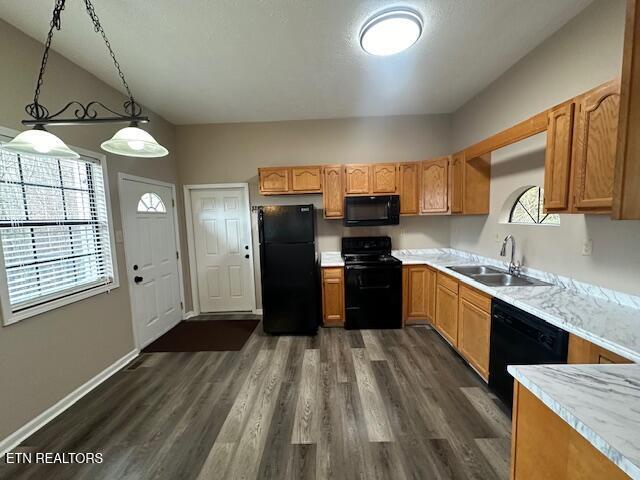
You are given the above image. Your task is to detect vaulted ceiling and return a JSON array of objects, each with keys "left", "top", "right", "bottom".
[{"left": 0, "top": 0, "right": 593, "bottom": 124}]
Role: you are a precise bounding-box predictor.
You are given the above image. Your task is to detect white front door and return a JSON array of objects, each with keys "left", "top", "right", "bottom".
[
  {"left": 190, "top": 187, "right": 254, "bottom": 312},
  {"left": 121, "top": 178, "right": 182, "bottom": 348}
]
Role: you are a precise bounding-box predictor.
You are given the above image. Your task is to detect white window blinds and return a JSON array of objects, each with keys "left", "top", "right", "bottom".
[{"left": 0, "top": 137, "right": 115, "bottom": 313}]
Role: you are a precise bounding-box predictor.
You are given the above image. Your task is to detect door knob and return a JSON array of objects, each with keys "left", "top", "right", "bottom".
[{"left": 134, "top": 276, "right": 143, "bottom": 284}]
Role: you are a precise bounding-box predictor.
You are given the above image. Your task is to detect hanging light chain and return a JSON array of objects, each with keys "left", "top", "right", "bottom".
[
  {"left": 83, "top": 0, "right": 135, "bottom": 107},
  {"left": 30, "top": 0, "right": 66, "bottom": 118}
]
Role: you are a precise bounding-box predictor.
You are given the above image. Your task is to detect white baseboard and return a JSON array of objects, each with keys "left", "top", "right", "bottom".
[
  {"left": 184, "top": 310, "right": 197, "bottom": 320},
  {"left": 0, "top": 349, "right": 139, "bottom": 459},
  {"left": 253, "top": 308, "right": 263, "bottom": 315}
]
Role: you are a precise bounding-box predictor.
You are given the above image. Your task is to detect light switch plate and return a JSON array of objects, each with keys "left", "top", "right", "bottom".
[{"left": 581, "top": 239, "right": 593, "bottom": 256}]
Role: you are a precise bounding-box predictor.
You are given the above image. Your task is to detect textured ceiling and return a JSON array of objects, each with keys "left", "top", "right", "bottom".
[{"left": 0, "top": 0, "right": 593, "bottom": 125}]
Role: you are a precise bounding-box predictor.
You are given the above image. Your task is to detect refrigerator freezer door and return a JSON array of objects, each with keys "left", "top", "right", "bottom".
[{"left": 259, "top": 205, "right": 315, "bottom": 244}]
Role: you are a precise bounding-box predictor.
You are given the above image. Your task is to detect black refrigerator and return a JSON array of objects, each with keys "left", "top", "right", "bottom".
[{"left": 258, "top": 205, "right": 319, "bottom": 335}]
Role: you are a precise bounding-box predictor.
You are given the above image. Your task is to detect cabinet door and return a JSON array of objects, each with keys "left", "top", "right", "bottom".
[
  {"left": 322, "top": 268, "right": 344, "bottom": 327},
  {"left": 323, "top": 165, "right": 344, "bottom": 219},
  {"left": 259, "top": 167, "right": 290, "bottom": 194},
  {"left": 573, "top": 80, "right": 621, "bottom": 211},
  {"left": 372, "top": 163, "right": 397, "bottom": 193},
  {"left": 458, "top": 288, "right": 491, "bottom": 381},
  {"left": 345, "top": 164, "right": 371, "bottom": 194},
  {"left": 399, "top": 162, "right": 420, "bottom": 215},
  {"left": 435, "top": 281, "right": 458, "bottom": 347},
  {"left": 567, "top": 334, "right": 632, "bottom": 364},
  {"left": 291, "top": 166, "right": 322, "bottom": 192},
  {"left": 450, "top": 153, "right": 464, "bottom": 214},
  {"left": 544, "top": 102, "right": 575, "bottom": 211},
  {"left": 421, "top": 157, "right": 449, "bottom": 213},
  {"left": 404, "top": 266, "right": 429, "bottom": 324}
]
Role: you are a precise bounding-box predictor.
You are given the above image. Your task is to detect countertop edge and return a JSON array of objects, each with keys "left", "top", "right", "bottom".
[{"left": 508, "top": 365, "right": 640, "bottom": 480}]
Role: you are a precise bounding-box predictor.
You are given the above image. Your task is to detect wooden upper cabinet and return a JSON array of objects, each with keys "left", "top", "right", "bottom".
[
  {"left": 372, "top": 163, "right": 397, "bottom": 193},
  {"left": 573, "top": 80, "right": 621, "bottom": 212},
  {"left": 613, "top": 0, "right": 640, "bottom": 220},
  {"left": 323, "top": 165, "right": 344, "bottom": 219},
  {"left": 399, "top": 162, "right": 420, "bottom": 215},
  {"left": 421, "top": 157, "right": 449, "bottom": 214},
  {"left": 291, "top": 166, "right": 322, "bottom": 193},
  {"left": 449, "top": 152, "right": 464, "bottom": 214},
  {"left": 544, "top": 102, "right": 575, "bottom": 212},
  {"left": 344, "top": 164, "right": 371, "bottom": 194},
  {"left": 259, "top": 167, "right": 290, "bottom": 194}
]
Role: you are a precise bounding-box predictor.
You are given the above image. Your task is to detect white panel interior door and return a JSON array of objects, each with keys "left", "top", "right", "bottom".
[
  {"left": 190, "top": 187, "right": 253, "bottom": 312},
  {"left": 121, "top": 179, "right": 182, "bottom": 348}
]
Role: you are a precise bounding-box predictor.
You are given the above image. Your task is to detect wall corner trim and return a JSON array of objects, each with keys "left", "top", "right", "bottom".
[
  {"left": 184, "top": 310, "right": 197, "bottom": 320},
  {"left": 0, "top": 349, "right": 139, "bottom": 459}
]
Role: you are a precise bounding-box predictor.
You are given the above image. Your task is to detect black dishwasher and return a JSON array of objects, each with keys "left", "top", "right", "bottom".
[{"left": 489, "top": 299, "right": 568, "bottom": 409}]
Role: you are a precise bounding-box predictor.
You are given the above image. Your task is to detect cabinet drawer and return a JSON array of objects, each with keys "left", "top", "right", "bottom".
[
  {"left": 322, "top": 267, "right": 343, "bottom": 279},
  {"left": 459, "top": 284, "right": 491, "bottom": 313},
  {"left": 437, "top": 272, "right": 459, "bottom": 293}
]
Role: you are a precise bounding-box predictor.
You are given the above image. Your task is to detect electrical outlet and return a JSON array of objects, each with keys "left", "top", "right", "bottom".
[
  {"left": 495, "top": 233, "right": 502, "bottom": 244},
  {"left": 581, "top": 239, "right": 593, "bottom": 256}
]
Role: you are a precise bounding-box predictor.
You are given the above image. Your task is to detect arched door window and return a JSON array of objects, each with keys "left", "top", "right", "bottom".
[{"left": 137, "top": 192, "right": 167, "bottom": 213}]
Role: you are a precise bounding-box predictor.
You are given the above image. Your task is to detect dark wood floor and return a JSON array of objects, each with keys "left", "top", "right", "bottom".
[{"left": 1, "top": 324, "right": 511, "bottom": 480}]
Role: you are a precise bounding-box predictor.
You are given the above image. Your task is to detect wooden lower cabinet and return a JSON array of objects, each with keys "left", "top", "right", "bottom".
[
  {"left": 567, "top": 334, "right": 633, "bottom": 364},
  {"left": 511, "top": 382, "right": 629, "bottom": 480},
  {"left": 435, "top": 273, "right": 459, "bottom": 346},
  {"left": 321, "top": 267, "right": 344, "bottom": 327},
  {"left": 402, "top": 265, "right": 436, "bottom": 325},
  {"left": 457, "top": 285, "right": 491, "bottom": 381}
]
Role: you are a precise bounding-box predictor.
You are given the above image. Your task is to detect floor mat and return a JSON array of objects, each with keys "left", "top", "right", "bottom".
[{"left": 142, "top": 320, "right": 259, "bottom": 352}]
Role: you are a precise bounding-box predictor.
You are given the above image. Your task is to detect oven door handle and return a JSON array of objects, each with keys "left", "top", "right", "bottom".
[{"left": 359, "top": 284, "right": 391, "bottom": 290}]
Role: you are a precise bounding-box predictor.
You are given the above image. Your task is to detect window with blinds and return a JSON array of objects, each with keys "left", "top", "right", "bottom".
[{"left": 0, "top": 137, "right": 116, "bottom": 318}]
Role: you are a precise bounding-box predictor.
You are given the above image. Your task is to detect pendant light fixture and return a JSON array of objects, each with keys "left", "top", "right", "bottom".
[{"left": 0, "top": 0, "right": 168, "bottom": 159}]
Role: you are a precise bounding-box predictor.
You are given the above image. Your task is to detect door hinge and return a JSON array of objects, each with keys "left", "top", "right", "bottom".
[
  {"left": 180, "top": 301, "right": 183, "bottom": 310},
  {"left": 172, "top": 198, "right": 175, "bottom": 207},
  {"left": 176, "top": 251, "right": 179, "bottom": 259}
]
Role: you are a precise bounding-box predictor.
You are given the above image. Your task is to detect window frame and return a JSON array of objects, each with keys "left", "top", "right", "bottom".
[
  {"left": 508, "top": 186, "right": 560, "bottom": 226},
  {"left": 0, "top": 126, "right": 119, "bottom": 326}
]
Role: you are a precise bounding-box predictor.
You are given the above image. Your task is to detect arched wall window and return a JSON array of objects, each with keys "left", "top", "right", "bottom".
[
  {"left": 137, "top": 192, "right": 166, "bottom": 213},
  {"left": 509, "top": 187, "right": 560, "bottom": 225}
]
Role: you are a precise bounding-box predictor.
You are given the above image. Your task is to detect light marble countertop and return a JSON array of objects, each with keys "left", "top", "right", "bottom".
[
  {"left": 509, "top": 364, "right": 640, "bottom": 479},
  {"left": 319, "top": 251, "right": 344, "bottom": 267},
  {"left": 320, "top": 249, "right": 640, "bottom": 363}
]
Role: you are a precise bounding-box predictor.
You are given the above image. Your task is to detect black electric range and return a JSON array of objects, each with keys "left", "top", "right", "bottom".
[{"left": 342, "top": 236, "right": 402, "bottom": 330}]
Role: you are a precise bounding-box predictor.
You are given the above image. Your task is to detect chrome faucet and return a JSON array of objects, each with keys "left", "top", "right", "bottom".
[{"left": 500, "top": 235, "right": 521, "bottom": 276}]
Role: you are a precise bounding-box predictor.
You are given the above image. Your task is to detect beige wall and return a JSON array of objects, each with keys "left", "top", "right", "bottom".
[
  {"left": 0, "top": 20, "right": 183, "bottom": 440},
  {"left": 450, "top": 0, "right": 640, "bottom": 295},
  {"left": 176, "top": 116, "right": 453, "bottom": 308}
]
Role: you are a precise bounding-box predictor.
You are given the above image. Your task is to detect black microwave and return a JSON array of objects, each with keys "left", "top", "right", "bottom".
[{"left": 344, "top": 195, "right": 400, "bottom": 227}]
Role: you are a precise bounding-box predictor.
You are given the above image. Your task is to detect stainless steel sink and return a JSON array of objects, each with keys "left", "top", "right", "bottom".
[
  {"left": 446, "top": 265, "right": 551, "bottom": 287},
  {"left": 448, "top": 265, "right": 504, "bottom": 276}
]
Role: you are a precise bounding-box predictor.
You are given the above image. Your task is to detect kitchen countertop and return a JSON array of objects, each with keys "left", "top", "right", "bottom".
[
  {"left": 320, "top": 249, "right": 640, "bottom": 363},
  {"left": 509, "top": 363, "right": 640, "bottom": 479}
]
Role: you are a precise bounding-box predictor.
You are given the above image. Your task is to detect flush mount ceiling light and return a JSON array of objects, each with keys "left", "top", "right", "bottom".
[
  {"left": 0, "top": 0, "right": 168, "bottom": 159},
  {"left": 360, "top": 9, "right": 423, "bottom": 56}
]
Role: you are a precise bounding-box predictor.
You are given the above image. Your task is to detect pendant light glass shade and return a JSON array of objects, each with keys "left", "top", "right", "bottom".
[
  {"left": 0, "top": 128, "right": 80, "bottom": 159},
  {"left": 101, "top": 126, "right": 168, "bottom": 158}
]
